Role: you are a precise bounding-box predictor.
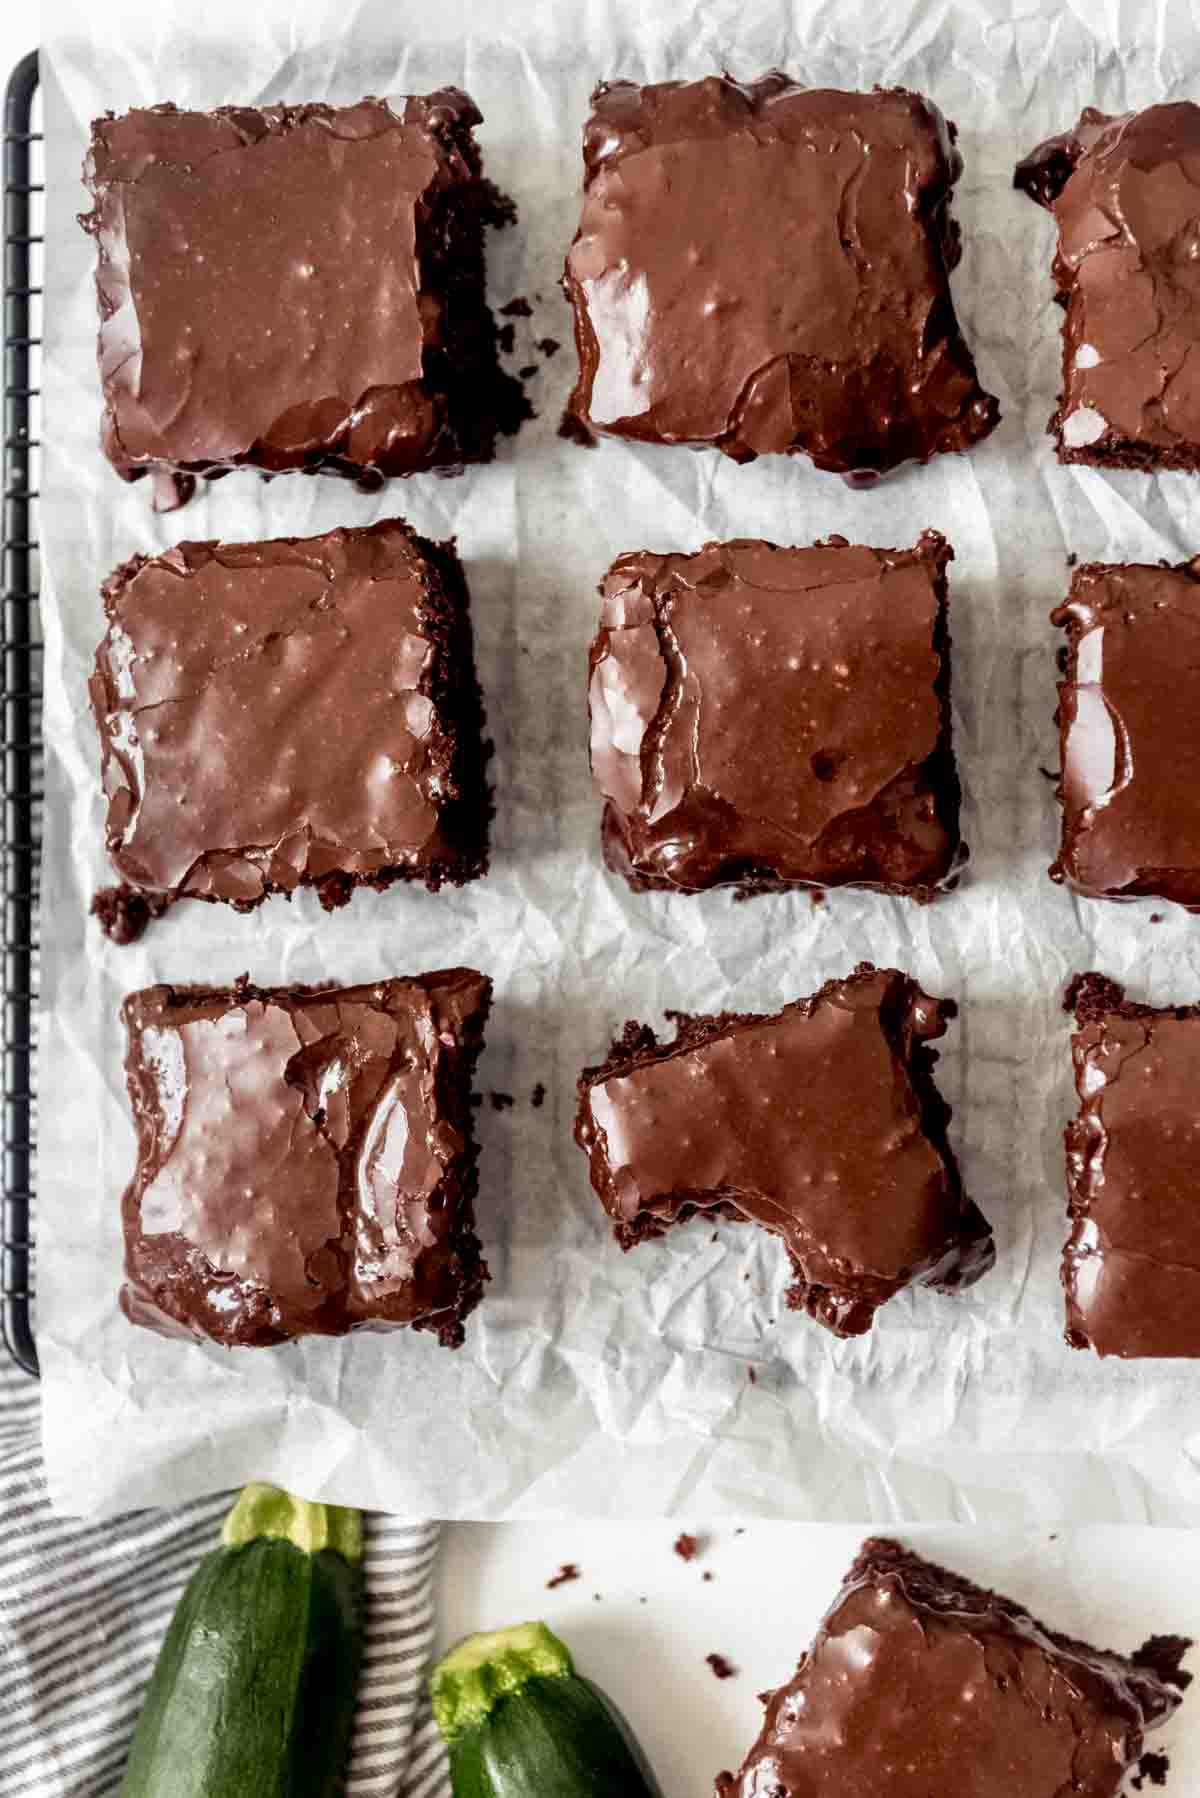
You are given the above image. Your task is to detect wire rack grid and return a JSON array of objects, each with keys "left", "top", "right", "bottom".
[{"left": 3, "top": 49, "right": 42, "bottom": 1378}]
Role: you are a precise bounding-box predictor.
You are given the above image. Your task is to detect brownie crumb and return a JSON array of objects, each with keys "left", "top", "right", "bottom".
[
  {"left": 703, "top": 1571, "right": 715, "bottom": 1582},
  {"left": 1067, "top": 552, "right": 1078, "bottom": 566},
  {"left": 1132, "top": 1751, "right": 1171, "bottom": 1789},
  {"left": 559, "top": 408, "right": 597, "bottom": 448},
  {"left": 536, "top": 335, "right": 561, "bottom": 357},
  {"left": 469, "top": 1093, "right": 484, "bottom": 1109},
  {"left": 518, "top": 363, "right": 538, "bottom": 379},
  {"left": 91, "top": 883, "right": 168, "bottom": 945},
  {"left": 706, "top": 1653, "right": 736, "bottom": 1680},
  {"left": 810, "top": 888, "right": 826, "bottom": 907},
  {"left": 1063, "top": 971, "right": 1128, "bottom": 1022},
  {"left": 748, "top": 1367, "right": 758, "bottom": 1384},
  {"left": 489, "top": 1091, "right": 516, "bottom": 1112},
  {"left": 675, "top": 1533, "right": 700, "bottom": 1562},
  {"left": 500, "top": 296, "right": 533, "bottom": 317},
  {"left": 497, "top": 322, "right": 516, "bottom": 355},
  {"left": 1151, "top": 913, "right": 1164, "bottom": 923},
  {"left": 1134, "top": 1634, "right": 1194, "bottom": 1690},
  {"left": 1039, "top": 765, "right": 1058, "bottom": 782},
  {"left": 150, "top": 469, "right": 196, "bottom": 512},
  {"left": 531, "top": 1082, "right": 547, "bottom": 1109},
  {"left": 546, "top": 1563, "right": 580, "bottom": 1589}
]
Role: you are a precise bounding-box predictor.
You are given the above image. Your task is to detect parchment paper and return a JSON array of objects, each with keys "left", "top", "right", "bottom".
[{"left": 36, "top": 0, "right": 1200, "bottom": 1521}]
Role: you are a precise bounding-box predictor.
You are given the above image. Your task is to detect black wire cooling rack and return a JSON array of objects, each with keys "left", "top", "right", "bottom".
[{"left": 2, "top": 50, "right": 41, "bottom": 1377}]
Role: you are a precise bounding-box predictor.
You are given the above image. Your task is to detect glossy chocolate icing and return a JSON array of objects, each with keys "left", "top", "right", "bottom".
[
  {"left": 1051, "top": 558, "right": 1200, "bottom": 908},
  {"left": 120, "top": 969, "right": 491, "bottom": 1348},
  {"left": 1016, "top": 103, "right": 1200, "bottom": 469},
  {"left": 574, "top": 965, "right": 994, "bottom": 1337},
  {"left": 81, "top": 93, "right": 524, "bottom": 503},
  {"left": 588, "top": 531, "right": 963, "bottom": 897},
  {"left": 716, "top": 1536, "right": 1184, "bottom": 1798},
  {"left": 563, "top": 75, "right": 998, "bottom": 474},
  {"left": 90, "top": 519, "right": 489, "bottom": 936},
  {"left": 1064, "top": 972, "right": 1200, "bottom": 1359}
]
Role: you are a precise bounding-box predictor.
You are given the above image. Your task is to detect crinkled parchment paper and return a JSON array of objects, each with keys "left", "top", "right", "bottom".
[{"left": 36, "top": 0, "right": 1200, "bottom": 1520}]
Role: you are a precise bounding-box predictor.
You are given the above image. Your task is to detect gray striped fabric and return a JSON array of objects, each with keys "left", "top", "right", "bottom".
[{"left": 0, "top": 1359, "right": 451, "bottom": 1797}]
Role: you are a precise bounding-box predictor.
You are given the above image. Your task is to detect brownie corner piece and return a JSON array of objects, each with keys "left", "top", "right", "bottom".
[
  {"left": 1016, "top": 101, "right": 1200, "bottom": 471},
  {"left": 716, "top": 1535, "right": 1186, "bottom": 1798},
  {"left": 119, "top": 968, "right": 492, "bottom": 1349},
  {"left": 588, "top": 531, "right": 963, "bottom": 899},
  {"left": 563, "top": 75, "right": 997, "bottom": 474},
  {"left": 81, "top": 92, "right": 526, "bottom": 499},
  {"left": 1051, "top": 557, "right": 1200, "bottom": 909},
  {"left": 575, "top": 963, "right": 993, "bottom": 1337},
  {"left": 1063, "top": 972, "right": 1200, "bottom": 1359},
  {"left": 90, "top": 518, "right": 490, "bottom": 940}
]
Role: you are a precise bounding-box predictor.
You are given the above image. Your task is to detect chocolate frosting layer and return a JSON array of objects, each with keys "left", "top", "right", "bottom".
[
  {"left": 120, "top": 969, "right": 491, "bottom": 1348},
  {"left": 81, "top": 93, "right": 524, "bottom": 500},
  {"left": 1064, "top": 972, "right": 1200, "bottom": 1359},
  {"left": 90, "top": 519, "right": 489, "bottom": 931},
  {"left": 588, "top": 532, "right": 963, "bottom": 896},
  {"left": 1016, "top": 103, "right": 1200, "bottom": 469},
  {"left": 575, "top": 964, "right": 994, "bottom": 1337},
  {"left": 563, "top": 75, "right": 998, "bottom": 474},
  {"left": 1051, "top": 558, "right": 1200, "bottom": 908},
  {"left": 716, "top": 1536, "right": 1184, "bottom": 1798}
]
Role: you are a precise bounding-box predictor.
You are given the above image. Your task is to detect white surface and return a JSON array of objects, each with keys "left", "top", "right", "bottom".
[
  {"left": 437, "top": 1521, "right": 1200, "bottom": 1794},
  {"left": 30, "top": 0, "right": 1200, "bottom": 1524},
  {"left": 0, "top": 21, "right": 36, "bottom": 82}
]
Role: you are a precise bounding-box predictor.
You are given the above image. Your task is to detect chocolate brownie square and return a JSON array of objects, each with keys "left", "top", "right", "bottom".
[
  {"left": 1051, "top": 558, "right": 1200, "bottom": 908},
  {"left": 81, "top": 93, "right": 526, "bottom": 506},
  {"left": 1016, "top": 103, "right": 1200, "bottom": 470},
  {"left": 717, "top": 1536, "right": 1187, "bottom": 1798},
  {"left": 575, "top": 964, "right": 994, "bottom": 1338},
  {"left": 563, "top": 75, "right": 998, "bottom": 475},
  {"left": 90, "top": 519, "right": 490, "bottom": 942},
  {"left": 120, "top": 970, "right": 491, "bottom": 1348},
  {"left": 1064, "top": 972, "right": 1200, "bottom": 1359},
  {"left": 588, "top": 531, "right": 964, "bottom": 898}
]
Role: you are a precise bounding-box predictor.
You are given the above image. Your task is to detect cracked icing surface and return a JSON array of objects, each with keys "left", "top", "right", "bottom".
[
  {"left": 80, "top": 92, "right": 522, "bottom": 498},
  {"left": 1016, "top": 102, "right": 1200, "bottom": 469},
  {"left": 588, "top": 532, "right": 962, "bottom": 896},
  {"left": 575, "top": 965, "right": 994, "bottom": 1338},
  {"left": 120, "top": 970, "right": 491, "bottom": 1347},
  {"left": 563, "top": 75, "right": 998, "bottom": 474},
  {"left": 1065, "top": 974, "right": 1200, "bottom": 1359},
  {"left": 89, "top": 518, "right": 488, "bottom": 927},
  {"left": 1051, "top": 559, "right": 1200, "bottom": 908},
  {"left": 716, "top": 1536, "right": 1183, "bottom": 1798}
]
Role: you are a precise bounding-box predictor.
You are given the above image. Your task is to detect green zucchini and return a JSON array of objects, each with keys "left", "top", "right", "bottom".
[
  {"left": 119, "top": 1483, "right": 364, "bottom": 1798},
  {"left": 431, "top": 1620, "right": 665, "bottom": 1798}
]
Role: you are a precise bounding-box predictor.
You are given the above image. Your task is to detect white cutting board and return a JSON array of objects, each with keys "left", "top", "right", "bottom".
[{"left": 439, "top": 1523, "right": 1200, "bottom": 1795}]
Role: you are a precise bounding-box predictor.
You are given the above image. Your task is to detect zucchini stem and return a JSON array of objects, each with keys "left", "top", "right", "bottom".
[
  {"left": 221, "top": 1482, "right": 363, "bottom": 1562},
  {"left": 432, "top": 1622, "right": 574, "bottom": 1740}
]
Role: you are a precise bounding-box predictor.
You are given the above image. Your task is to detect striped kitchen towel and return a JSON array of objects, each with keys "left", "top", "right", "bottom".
[{"left": 0, "top": 1358, "right": 451, "bottom": 1797}]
